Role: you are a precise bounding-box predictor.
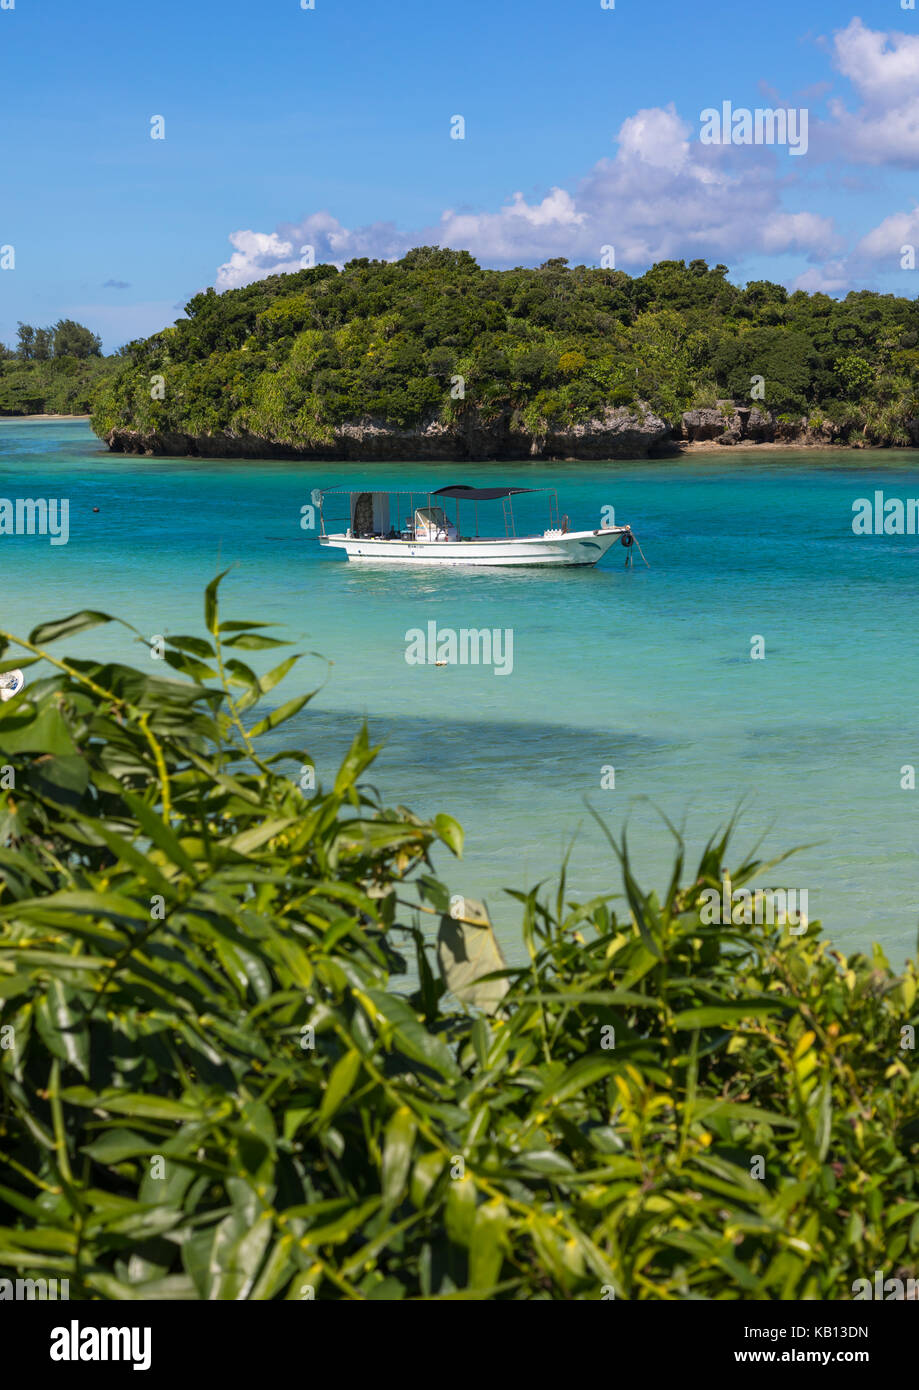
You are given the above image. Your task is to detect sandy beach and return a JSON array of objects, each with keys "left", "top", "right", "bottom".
[{"left": 0, "top": 413, "right": 92, "bottom": 422}]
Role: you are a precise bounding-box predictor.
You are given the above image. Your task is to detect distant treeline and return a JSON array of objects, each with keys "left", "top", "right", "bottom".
[
  {"left": 0, "top": 319, "right": 117, "bottom": 415},
  {"left": 90, "top": 248, "right": 919, "bottom": 448}
]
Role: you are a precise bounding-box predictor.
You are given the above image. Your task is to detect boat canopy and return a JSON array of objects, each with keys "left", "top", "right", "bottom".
[
  {"left": 318, "top": 484, "right": 543, "bottom": 500},
  {"left": 317, "top": 482, "right": 559, "bottom": 541},
  {"left": 433, "top": 485, "right": 541, "bottom": 501}
]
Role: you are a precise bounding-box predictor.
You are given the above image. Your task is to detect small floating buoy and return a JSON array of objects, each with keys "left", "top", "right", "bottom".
[{"left": 93, "top": 507, "right": 100, "bottom": 513}]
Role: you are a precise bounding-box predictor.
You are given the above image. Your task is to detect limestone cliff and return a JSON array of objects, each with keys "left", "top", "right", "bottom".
[
  {"left": 680, "top": 403, "right": 844, "bottom": 447},
  {"left": 104, "top": 405, "right": 670, "bottom": 462}
]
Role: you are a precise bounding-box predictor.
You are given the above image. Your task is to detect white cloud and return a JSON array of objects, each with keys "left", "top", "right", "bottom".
[
  {"left": 792, "top": 262, "right": 851, "bottom": 295},
  {"left": 432, "top": 188, "right": 586, "bottom": 264},
  {"left": 833, "top": 16, "right": 919, "bottom": 105},
  {"left": 856, "top": 206, "right": 919, "bottom": 259},
  {"left": 216, "top": 231, "right": 296, "bottom": 290},
  {"left": 790, "top": 201, "right": 919, "bottom": 292},
  {"left": 820, "top": 18, "right": 919, "bottom": 166},
  {"left": 761, "top": 212, "right": 838, "bottom": 256},
  {"left": 216, "top": 215, "right": 409, "bottom": 290},
  {"left": 615, "top": 104, "right": 693, "bottom": 174},
  {"left": 215, "top": 100, "right": 839, "bottom": 291}
]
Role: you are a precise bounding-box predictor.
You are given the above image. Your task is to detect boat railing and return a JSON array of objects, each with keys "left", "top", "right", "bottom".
[{"left": 501, "top": 495, "right": 516, "bottom": 537}]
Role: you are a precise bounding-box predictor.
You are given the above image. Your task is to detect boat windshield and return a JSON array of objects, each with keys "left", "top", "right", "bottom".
[{"left": 414, "top": 507, "right": 457, "bottom": 540}]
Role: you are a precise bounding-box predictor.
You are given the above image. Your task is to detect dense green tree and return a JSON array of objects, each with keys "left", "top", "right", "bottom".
[
  {"left": 2, "top": 318, "right": 115, "bottom": 414},
  {"left": 32, "top": 327, "right": 52, "bottom": 362},
  {"left": 712, "top": 327, "right": 816, "bottom": 411},
  {"left": 834, "top": 353, "right": 874, "bottom": 395},
  {"left": 52, "top": 318, "right": 102, "bottom": 359},
  {"left": 15, "top": 322, "right": 34, "bottom": 360},
  {"left": 86, "top": 248, "right": 919, "bottom": 446}
]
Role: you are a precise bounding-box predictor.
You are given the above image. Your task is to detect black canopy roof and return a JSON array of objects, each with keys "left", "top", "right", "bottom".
[{"left": 433, "top": 485, "right": 541, "bottom": 502}]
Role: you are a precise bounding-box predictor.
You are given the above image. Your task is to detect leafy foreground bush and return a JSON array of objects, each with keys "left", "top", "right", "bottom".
[{"left": 1, "top": 581, "right": 917, "bottom": 1300}]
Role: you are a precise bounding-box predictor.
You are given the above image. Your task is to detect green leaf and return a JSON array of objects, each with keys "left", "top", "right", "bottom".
[
  {"left": 333, "top": 820, "right": 429, "bottom": 855},
  {"left": 61, "top": 1087, "right": 203, "bottom": 1121},
  {"left": 333, "top": 726, "right": 379, "bottom": 794},
  {"left": 225, "top": 657, "right": 258, "bottom": 687},
  {"left": 0, "top": 705, "right": 78, "bottom": 755},
  {"left": 204, "top": 569, "right": 231, "bottom": 636},
  {"left": 28, "top": 754, "right": 89, "bottom": 809},
  {"left": 166, "top": 635, "right": 216, "bottom": 659},
  {"left": 0, "top": 656, "right": 39, "bottom": 675},
  {"left": 122, "top": 790, "right": 199, "bottom": 874},
  {"left": 163, "top": 650, "right": 217, "bottom": 682},
  {"left": 249, "top": 1234, "right": 295, "bottom": 1301},
  {"left": 84, "top": 1273, "right": 198, "bottom": 1300},
  {"left": 13, "top": 889, "right": 154, "bottom": 929},
  {"left": 35, "top": 978, "right": 89, "bottom": 1078},
  {"left": 258, "top": 655, "right": 302, "bottom": 695},
  {"left": 81, "top": 1129, "right": 158, "bottom": 1163},
  {"left": 445, "top": 1175, "right": 477, "bottom": 1248},
  {"left": 316, "top": 1049, "right": 362, "bottom": 1126},
  {"left": 812, "top": 1077, "right": 832, "bottom": 1162},
  {"left": 218, "top": 621, "right": 277, "bottom": 632},
  {"left": 247, "top": 695, "right": 310, "bottom": 738},
  {"left": 29, "top": 610, "right": 112, "bottom": 646},
  {"left": 410, "top": 1152, "right": 445, "bottom": 1210},
  {"left": 434, "top": 813, "right": 464, "bottom": 857},
  {"left": 362, "top": 988, "right": 460, "bottom": 1079},
  {"left": 381, "top": 1106, "right": 417, "bottom": 1207},
  {"left": 223, "top": 633, "right": 290, "bottom": 651},
  {"left": 535, "top": 1056, "right": 619, "bottom": 1108},
  {"left": 469, "top": 1200, "right": 508, "bottom": 1291},
  {"left": 0, "top": 1226, "right": 77, "bottom": 1254},
  {"left": 671, "top": 1001, "right": 790, "bottom": 1029},
  {"left": 510, "top": 1150, "right": 576, "bottom": 1176},
  {"left": 228, "top": 817, "right": 300, "bottom": 855},
  {"left": 214, "top": 1212, "right": 274, "bottom": 1301}
]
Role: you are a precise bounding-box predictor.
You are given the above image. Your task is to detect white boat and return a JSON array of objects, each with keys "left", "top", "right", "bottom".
[{"left": 317, "top": 484, "right": 637, "bottom": 568}]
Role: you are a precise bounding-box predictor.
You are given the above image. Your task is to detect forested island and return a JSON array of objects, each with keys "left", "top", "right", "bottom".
[
  {"left": 24, "top": 249, "right": 919, "bottom": 455},
  {"left": 0, "top": 319, "right": 114, "bottom": 416}
]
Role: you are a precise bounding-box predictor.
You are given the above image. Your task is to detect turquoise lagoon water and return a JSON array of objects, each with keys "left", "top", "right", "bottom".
[{"left": 3, "top": 417, "right": 919, "bottom": 962}]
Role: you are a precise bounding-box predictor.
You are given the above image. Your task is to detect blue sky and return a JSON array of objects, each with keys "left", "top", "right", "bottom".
[{"left": 2, "top": 0, "right": 918, "bottom": 349}]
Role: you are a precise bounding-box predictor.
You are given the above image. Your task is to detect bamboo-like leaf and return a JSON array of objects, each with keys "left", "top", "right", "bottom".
[
  {"left": 247, "top": 695, "right": 311, "bottom": 737},
  {"left": 29, "top": 610, "right": 112, "bottom": 645},
  {"left": 469, "top": 1200, "right": 509, "bottom": 1290},
  {"left": 316, "top": 1049, "right": 362, "bottom": 1126},
  {"left": 204, "top": 570, "right": 230, "bottom": 636},
  {"left": 381, "top": 1106, "right": 417, "bottom": 1207}
]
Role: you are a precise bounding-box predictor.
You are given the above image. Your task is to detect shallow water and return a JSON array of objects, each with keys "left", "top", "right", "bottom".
[{"left": 2, "top": 418, "right": 918, "bottom": 962}]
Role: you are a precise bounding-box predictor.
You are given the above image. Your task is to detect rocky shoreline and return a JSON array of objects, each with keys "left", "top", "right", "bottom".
[
  {"left": 678, "top": 405, "right": 846, "bottom": 449},
  {"left": 100, "top": 401, "right": 916, "bottom": 461}
]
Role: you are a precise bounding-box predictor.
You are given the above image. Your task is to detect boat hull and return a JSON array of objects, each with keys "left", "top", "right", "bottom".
[{"left": 319, "top": 528, "right": 627, "bottom": 567}]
